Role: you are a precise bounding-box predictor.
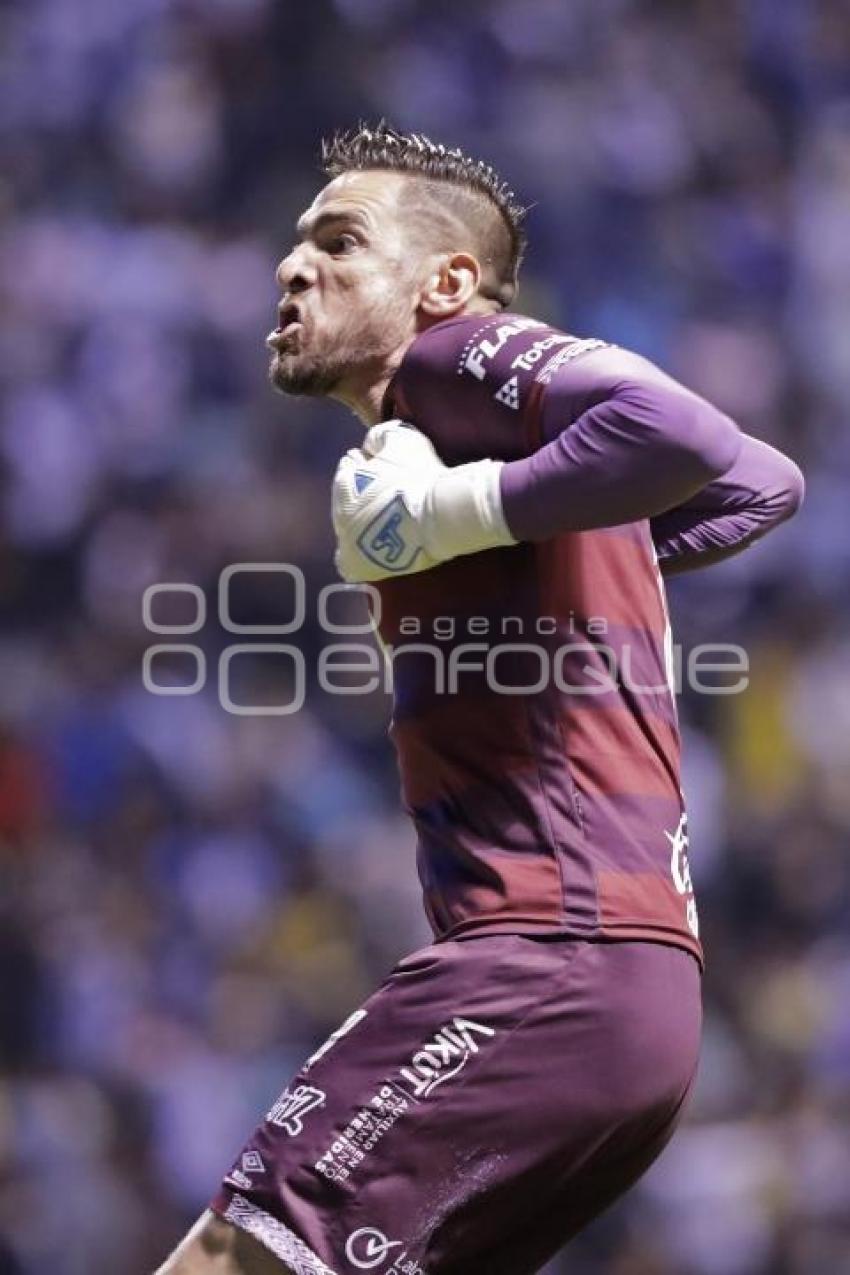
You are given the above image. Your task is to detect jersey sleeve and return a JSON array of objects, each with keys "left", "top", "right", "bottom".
[
  {"left": 498, "top": 344, "right": 743, "bottom": 541},
  {"left": 385, "top": 315, "right": 608, "bottom": 465},
  {"left": 388, "top": 317, "right": 747, "bottom": 547},
  {"left": 649, "top": 433, "right": 805, "bottom": 575}
]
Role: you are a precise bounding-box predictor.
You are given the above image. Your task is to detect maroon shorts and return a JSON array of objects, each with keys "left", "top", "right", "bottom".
[{"left": 211, "top": 935, "right": 701, "bottom": 1275}]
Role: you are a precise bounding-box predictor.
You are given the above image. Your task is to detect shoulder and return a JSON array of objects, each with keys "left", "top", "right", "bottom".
[
  {"left": 386, "top": 314, "right": 683, "bottom": 462},
  {"left": 399, "top": 312, "right": 591, "bottom": 388},
  {"left": 391, "top": 313, "right": 613, "bottom": 423}
]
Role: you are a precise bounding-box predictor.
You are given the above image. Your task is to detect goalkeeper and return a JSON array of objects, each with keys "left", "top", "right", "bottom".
[{"left": 158, "top": 123, "right": 803, "bottom": 1275}]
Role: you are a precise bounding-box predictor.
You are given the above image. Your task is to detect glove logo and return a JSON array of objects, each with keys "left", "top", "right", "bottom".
[
  {"left": 357, "top": 495, "right": 422, "bottom": 573},
  {"left": 354, "top": 471, "right": 376, "bottom": 495}
]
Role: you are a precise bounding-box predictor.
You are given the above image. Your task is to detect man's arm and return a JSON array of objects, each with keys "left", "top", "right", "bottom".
[
  {"left": 499, "top": 348, "right": 743, "bottom": 541},
  {"left": 649, "top": 434, "right": 805, "bottom": 576},
  {"left": 332, "top": 341, "right": 803, "bottom": 582}
]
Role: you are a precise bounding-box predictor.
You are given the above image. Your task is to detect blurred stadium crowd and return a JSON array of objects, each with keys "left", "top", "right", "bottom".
[{"left": 1, "top": 0, "right": 849, "bottom": 1271}]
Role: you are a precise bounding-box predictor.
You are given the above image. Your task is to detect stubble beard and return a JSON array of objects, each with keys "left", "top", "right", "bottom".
[
  {"left": 269, "top": 296, "right": 413, "bottom": 401},
  {"left": 269, "top": 346, "right": 343, "bottom": 398}
]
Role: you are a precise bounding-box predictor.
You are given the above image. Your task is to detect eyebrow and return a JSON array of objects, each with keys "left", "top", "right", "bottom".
[{"left": 295, "top": 208, "right": 371, "bottom": 241}]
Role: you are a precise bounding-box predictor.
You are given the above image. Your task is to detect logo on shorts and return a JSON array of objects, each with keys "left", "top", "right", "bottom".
[
  {"left": 345, "top": 1228, "right": 402, "bottom": 1269},
  {"left": 345, "top": 1227, "right": 425, "bottom": 1273},
  {"left": 266, "top": 1084, "right": 326, "bottom": 1136},
  {"left": 397, "top": 1016, "right": 496, "bottom": 1099},
  {"left": 226, "top": 1168, "right": 253, "bottom": 1190}
]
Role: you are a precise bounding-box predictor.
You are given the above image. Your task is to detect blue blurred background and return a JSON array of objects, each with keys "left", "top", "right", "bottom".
[{"left": 1, "top": 1, "right": 849, "bottom": 1271}]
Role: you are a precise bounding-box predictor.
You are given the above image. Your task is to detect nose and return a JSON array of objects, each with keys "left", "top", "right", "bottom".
[{"left": 275, "top": 244, "right": 317, "bottom": 295}]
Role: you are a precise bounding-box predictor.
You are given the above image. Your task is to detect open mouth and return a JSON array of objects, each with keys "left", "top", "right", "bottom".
[{"left": 266, "top": 302, "right": 304, "bottom": 349}]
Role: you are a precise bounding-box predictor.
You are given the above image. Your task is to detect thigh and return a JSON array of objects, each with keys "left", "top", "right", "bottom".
[
  {"left": 435, "top": 940, "right": 702, "bottom": 1274},
  {"left": 211, "top": 936, "right": 701, "bottom": 1275}
]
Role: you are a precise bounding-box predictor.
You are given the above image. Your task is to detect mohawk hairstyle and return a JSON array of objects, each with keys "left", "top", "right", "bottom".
[{"left": 321, "top": 122, "right": 528, "bottom": 308}]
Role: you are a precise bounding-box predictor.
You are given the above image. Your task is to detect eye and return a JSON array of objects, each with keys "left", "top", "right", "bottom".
[{"left": 326, "top": 232, "right": 359, "bottom": 255}]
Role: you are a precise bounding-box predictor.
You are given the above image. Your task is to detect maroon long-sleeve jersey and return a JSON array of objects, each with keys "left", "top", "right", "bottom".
[{"left": 373, "top": 313, "right": 802, "bottom": 967}]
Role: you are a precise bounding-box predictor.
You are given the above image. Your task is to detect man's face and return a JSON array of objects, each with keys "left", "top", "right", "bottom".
[{"left": 268, "top": 170, "right": 422, "bottom": 399}]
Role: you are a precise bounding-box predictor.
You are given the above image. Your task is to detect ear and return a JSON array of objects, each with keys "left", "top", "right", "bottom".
[{"left": 418, "top": 252, "right": 481, "bottom": 318}]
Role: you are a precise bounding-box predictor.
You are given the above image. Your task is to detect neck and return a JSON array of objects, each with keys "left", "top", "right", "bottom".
[
  {"left": 328, "top": 330, "right": 416, "bottom": 427},
  {"left": 331, "top": 298, "right": 500, "bottom": 427},
  {"left": 331, "top": 369, "right": 399, "bottom": 427}
]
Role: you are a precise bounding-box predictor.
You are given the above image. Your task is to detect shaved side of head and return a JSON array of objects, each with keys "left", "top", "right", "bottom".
[{"left": 321, "top": 123, "right": 527, "bottom": 308}]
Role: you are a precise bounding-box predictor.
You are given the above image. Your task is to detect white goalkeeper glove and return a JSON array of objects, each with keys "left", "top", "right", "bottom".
[{"left": 332, "top": 420, "right": 516, "bottom": 583}]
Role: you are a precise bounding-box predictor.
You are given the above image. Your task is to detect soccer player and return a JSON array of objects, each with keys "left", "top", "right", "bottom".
[{"left": 157, "top": 125, "right": 803, "bottom": 1275}]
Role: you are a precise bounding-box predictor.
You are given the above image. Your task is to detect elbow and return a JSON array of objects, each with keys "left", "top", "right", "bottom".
[
  {"left": 775, "top": 457, "right": 805, "bottom": 523},
  {"left": 748, "top": 436, "right": 806, "bottom": 526},
  {"left": 685, "top": 401, "right": 742, "bottom": 482}
]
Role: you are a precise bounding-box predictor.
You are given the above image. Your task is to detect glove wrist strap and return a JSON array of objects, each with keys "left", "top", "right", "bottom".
[{"left": 423, "top": 460, "right": 516, "bottom": 563}]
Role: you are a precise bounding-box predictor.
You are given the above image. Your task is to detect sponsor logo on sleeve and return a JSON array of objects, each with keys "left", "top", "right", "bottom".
[
  {"left": 459, "top": 317, "right": 543, "bottom": 380},
  {"left": 493, "top": 376, "right": 520, "bottom": 410},
  {"left": 509, "top": 332, "right": 572, "bottom": 373},
  {"left": 535, "top": 337, "right": 611, "bottom": 384},
  {"left": 459, "top": 321, "right": 610, "bottom": 410}
]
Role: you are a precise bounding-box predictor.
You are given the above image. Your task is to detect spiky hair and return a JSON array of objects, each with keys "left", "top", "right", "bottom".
[{"left": 320, "top": 122, "right": 527, "bottom": 307}]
